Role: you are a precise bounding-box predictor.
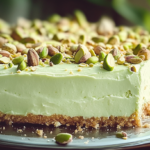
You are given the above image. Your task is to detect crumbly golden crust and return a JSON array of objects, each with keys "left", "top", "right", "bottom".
[
  {"left": 0, "top": 111, "right": 141, "bottom": 128},
  {"left": 142, "top": 101, "right": 150, "bottom": 116}
]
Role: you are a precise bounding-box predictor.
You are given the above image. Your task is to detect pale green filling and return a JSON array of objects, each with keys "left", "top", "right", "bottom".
[{"left": 0, "top": 60, "right": 150, "bottom": 118}]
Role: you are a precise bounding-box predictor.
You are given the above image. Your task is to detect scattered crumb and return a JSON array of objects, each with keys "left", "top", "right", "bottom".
[
  {"left": 77, "top": 126, "right": 83, "bottom": 132},
  {"left": 24, "top": 134, "right": 27, "bottom": 137},
  {"left": 50, "top": 131, "right": 53, "bottom": 134},
  {"left": 77, "top": 68, "right": 82, "bottom": 72},
  {"left": 17, "top": 129, "right": 23, "bottom": 133},
  {"left": 17, "top": 70, "right": 21, "bottom": 73},
  {"left": 66, "top": 124, "right": 70, "bottom": 126},
  {"left": 36, "top": 129, "right": 43, "bottom": 137},
  {"left": 94, "top": 124, "right": 99, "bottom": 129},
  {"left": 11, "top": 72, "right": 14, "bottom": 74},
  {"left": 117, "top": 125, "right": 121, "bottom": 129},
  {"left": 142, "top": 123, "right": 150, "bottom": 128},
  {"left": 84, "top": 140, "right": 89, "bottom": 144},
  {"left": 3, "top": 127, "right": 5, "bottom": 130},
  {"left": 74, "top": 129, "right": 78, "bottom": 134},
  {"left": 65, "top": 69, "right": 67, "bottom": 71},
  {"left": 79, "top": 136, "right": 84, "bottom": 139},
  {"left": 44, "top": 135, "right": 47, "bottom": 139},
  {"left": 54, "top": 121, "right": 61, "bottom": 127},
  {"left": 92, "top": 137, "right": 94, "bottom": 139},
  {"left": 70, "top": 71, "right": 73, "bottom": 74}
]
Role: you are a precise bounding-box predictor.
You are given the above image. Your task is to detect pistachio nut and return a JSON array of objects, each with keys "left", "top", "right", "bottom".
[
  {"left": 0, "top": 54, "right": 2, "bottom": 58},
  {"left": 0, "top": 37, "right": 8, "bottom": 48},
  {"left": 17, "top": 61, "right": 27, "bottom": 71},
  {"left": 69, "top": 44, "right": 79, "bottom": 52},
  {"left": 110, "top": 48, "right": 121, "bottom": 60},
  {"left": 80, "top": 52, "right": 91, "bottom": 63},
  {"left": 118, "top": 31, "right": 127, "bottom": 42},
  {"left": 74, "top": 45, "right": 89, "bottom": 63},
  {"left": 107, "top": 35, "right": 120, "bottom": 45},
  {"left": 50, "top": 53, "right": 63, "bottom": 65},
  {"left": 0, "top": 57, "right": 10, "bottom": 64},
  {"left": 137, "top": 47, "right": 150, "bottom": 60},
  {"left": 131, "top": 66, "right": 136, "bottom": 72},
  {"left": 94, "top": 45, "right": 106, "bottom": 55},
  {"left": 141, "top": 36, "right": 149, "bottom": 44},
  {"left": 46, "top": 41, "right": 61, "bottom": 47},
  {"left": 48, "top": 14, "right": 61, "bottom": 23},
  {"left": 138, "top": 55, "right": 145, "bottom": 60},
  {"left": 55, "top": 133, "right": 72, "bottom": 145},
  {"left": 116, "top": 131, "right": 127, "bottom": 139},
  {"left": 117, "top": 56, "right": 125, "bottom": 65},
  {"left": 47, "top": 45, "right": 59, "bottom": 56},
  {"left": 16, "top": 43, "right": 26, "bottom": 53},
  {"left": 86, "top": 56, "right": 98, "bottom": 64},
  {"left": 27, "top": 48, "right": 39, "bottom": 66},
  {"left": 12, "top": 56, "right": 24, "bottom": 65},
  {"left": 96, "top": 16, "right": 115, "bottom": 35},
  {"left": 21, "top": 37, "right": 36, "bottom": 44},
  {"left": 2, "top": 43, "right": 17, "bottom": 54},
  {"left": 8, "top": 63, "right": 13, "bottom": 68},
  {"left": 37, "top": 47, "right": 48, "bottom": 58},
  {"left": 22, "top": 49, "right": 29, "bottom": 55},
  {"left": 74, "top": 10, "right": 87, "bottom": 27},
  {"left": 92, "top": 36, "right": 106, "bottom": 43},
  {"left": 99, "top": 51, "right": 106, "bottom": 62},
  {"left": 0, "top": 50, "right": 10, "bottom": 57},
  {"left": 126, "top": 57, "right": 142, "bottom": 64},
  {"left": 89, "top": 49, "right": 96, "bottom": 56},
  {"left": 78, "top": 34, "right": 86, "bottom": 44},
  {"left": 133, "top": 43, "right": 146, "bottom": 55}
]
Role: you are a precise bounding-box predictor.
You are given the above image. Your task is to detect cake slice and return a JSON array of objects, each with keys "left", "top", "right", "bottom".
[{"left": 0, "top": 12, "right": 150, "bottom": 128}]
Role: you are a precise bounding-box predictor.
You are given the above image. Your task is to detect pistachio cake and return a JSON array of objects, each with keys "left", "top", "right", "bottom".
[{"left": 0, "top": 11, "right": 150, "bottom": 128}]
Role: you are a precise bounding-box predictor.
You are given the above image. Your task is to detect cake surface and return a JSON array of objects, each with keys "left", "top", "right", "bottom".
[{"left": 0, "top": 11, "right": 150, "bottom": 128}]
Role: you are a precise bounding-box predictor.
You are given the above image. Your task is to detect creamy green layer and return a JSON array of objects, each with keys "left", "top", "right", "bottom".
[{"left": 0, "top": 60, "right": 149, "bottom": 118}]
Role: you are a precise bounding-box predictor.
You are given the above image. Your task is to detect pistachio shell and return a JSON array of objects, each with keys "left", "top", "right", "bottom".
[
  {"left": 107, "top": 35, "right": 120, "bottom": 45},
  {"left": 0, "top": 57, "right": 10, "bottom": 64},
  {"left": 0, "top": 50, "right": 10, "bottom": 57},
  {"left": 2, "top": 43, "right": 17, "bottom": 54},
  {"left": 48, "top": 45, "right": 59, "bottom": 56}
]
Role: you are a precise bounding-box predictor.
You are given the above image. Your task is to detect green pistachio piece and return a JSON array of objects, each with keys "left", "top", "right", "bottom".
[
  {"left": 12, "top": 56, "right": 24, "bottom": 65},
  {"left": 74, "top": 10, "right": 87, "bottom": 27},
  {"left": 116, "top": 131, "right": 127, "bottom": 139},
  {"left": 107, "top": 35, "right": 120, "bottom": 45},
  {"left": 133, "top": 43, "right": 146, "bottom": 55},
  {"left": 50, "top": 53, "right": 63, "bottom": 65},
  {"left": 110, "top": 48, "right": 121, "bottom": 60},
  {"left": 123, "top": 43, "right": 133, "bottom": 50},
  {"left": 99, "top": 51, "right": 106, "bottom": 62},
  {"left": 17, "top": 61, "right": 27, "bottom": 71},
  {"left": 8, "top": 63, "right": 13, "bottom": 68},
  {"left": 91, "top": 36, "right": 106, "bottom": 43},
  {"left": 118, "top": 31, "right": 127, "bottom": 42},
  {"left": 21, "top": 37, "right": 36, "bottom": 44},
  {"left": 86, "top": 56, "right": 98, "bottom": 64},
  {"left": 78, "top": 34, "right": 86, "bottom": 44},
  {"left": 89, "top": 49, "right": 96, "bottom": 56},
  {"left": 48, "top": 14, "right": 61, "bottom": 23},
  {"left": 55, "top": 133, "right": 72, "bottom": 145},
  {"left": 46, "top": 41, "right": 61, "bottom": 47},
  {"left": 70, "top": 44, "right": 79, "bottom": 52},
  {"left": 22, "top": 49, "right": 29, "bottom": 55},
  {"left": 141, "top": 36, "right": 149, "bottom": 45},
  {"left": 103, "top": 53, "right": 115, "bottom": 71},
  {"left": 39, "top": 47, "right": 48, "bottom": 59},
  {"left": 0, "top": 54, "right": 2, "bottom": 58},
  {"left": 74, "top": 45, "right": 89, "bottom": 63}
]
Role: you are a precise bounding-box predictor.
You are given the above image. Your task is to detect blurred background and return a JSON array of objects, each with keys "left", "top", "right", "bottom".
[{"left": 0, "top": 0, "right": 150, "bottom": 30}]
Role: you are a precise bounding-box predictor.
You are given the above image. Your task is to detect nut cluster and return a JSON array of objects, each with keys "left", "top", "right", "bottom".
[{"left": 0, "top": 10, "right": 150, "bottom": 72}]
